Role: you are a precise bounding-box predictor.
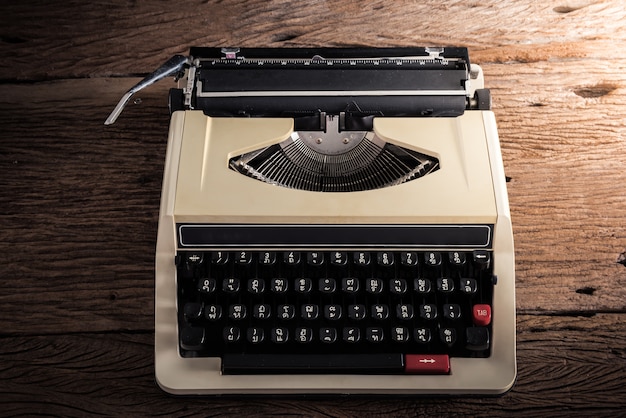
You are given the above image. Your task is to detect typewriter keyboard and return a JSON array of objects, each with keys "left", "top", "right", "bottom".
[{"left": 176, "top": 249, "right": 494, "bottom": 374}]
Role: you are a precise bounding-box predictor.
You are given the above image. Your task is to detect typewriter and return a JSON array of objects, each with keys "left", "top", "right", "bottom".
[{"left": 106, "top": 47, "right": 516, "bottom": 395}]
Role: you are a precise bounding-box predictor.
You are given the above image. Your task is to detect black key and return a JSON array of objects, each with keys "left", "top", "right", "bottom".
[
  {"left": 184, "top": 252, "right": 204, "bottom": 267},
  {"left": 301, "top": 304, "right": 319, "bottom": 320},
  {"left": 180, "top": 252, "right": 203, "bottom": 277},
  {"left": 319, "top": 278, "right": 336, "bottom": 293},
  {"left": 320, "top": 327, "right": 337, "bottom": 343},
  {"left": 414, "top": 327, "right": 431, "bottom": 344},
  {"left": 377, "top": 251, "right": 394, "bottom": 266},
  {"left": 295, "top": 327, "right": 313, "bottom": 343},
  {"left": 343, "top": 327, "right": 360, "bottom": 343},
  {"left": 284, "top": 251, "right": 301, "bottom": 265},
  {"left": 307, "top": 251, "right": 324, "bottom": 266},
  {"left": 197, "top": 277, "right": 216, "bottom": 294},
  {"left": 229, "top": 304, "right": 246, "bottom": 320},
  {"left": 271, "top": 278, "right": 288, "bottom": 293},
  {"left": 324, "top": 304, "right": 342, "bottom": 320},
  {"left": 223, "top": 326, "right": 240, "bottom": 343},
  {"left": 414, "top": 278, "right": 431, "bottom": 294},
  {"left": 448, "top": 251, "right": 466, "bottom": 267},
  {"left": 235, "top": 251, "right": 252, "bottom": 264},
  {"left": 390, "top": 278, "right": 407, "bottom": 294},
  {"left": 460, "top": 278, "right": 478, "bottom": 295},
  {"left": 342, "top": 277, "right": 359, "bottom": 293},
  {"left": 400, "top": 252, "right": 418, "bottom": 266},
  {"left": 180, "top": 326, "right": 205, "bottom": 350},
  {"left": 247, "top": 278, "right": 265, "bottom": 294},
  {"left": 391, "top": 326, "right": 410, "bottom": 342},
  {"left": 271, "top": 327, "right": 289, "bottom": 343},
  {"left": 330, "top": 251, "right": 348, "bottom": 265},
  {"left": 223, "top": 278, "right": 240, "bottom": 293},
  {"left": 353, "top": 252, "right": 371, "bottom": 266},
  {"left": 211, "top": 251, "right": 229, "bottom": 265},
  {"left": 443, "top": 304, "right": 462, "bottom": 320},
  {"left": 222, "top": 353, "right": 403, "bottom": 374},
  {"left": 437, "top": 277, "right": 454, "bottom": 293},
  {"left": 424, "top": 251, "right": 442, "bottom": 267},
  {"left": 277, "top": 304, "right": 295, "bottom": 320},
  {"left": 259, "top": 251, "right": 276, "bottom": 265},
  {"left": 253, "top": 304, "right": 271, "bottom": 319},
  {"left": 295, "top": 278, "right": 313, "bottom": 293},
  {"left": 371, "top": 304, "right": 389, "bottom": 320},
  {"left": 440, "top": 327, "right": 457, "bottom": 346},
  {"left": 473, "top": 250, "right": 491, "bottom": 269},
  {"left": 183, "top": 302, "right": 203, "bottom": 321},
  {"left": 366, "top": 327, "right": 384, "bottom": 343},
  {"left": 204, "top": 304, "right": 222, "bottom": 321},
  {"left": 466, "top": 327, "right": 490, "bottom": 351},
  {"left": 247, "top": 327, "right": 264, "bottom": 344},
  {"left": 396, "top": 304, "right": 414, "bottom": 320},
  {"left": 420, "top": 304, "right": 438, "bottom": 320},
  {"left": 366, "top": 278, "right": 383, "bottom": 294},
  {"left": 348, "top": 304, "right": 366, "bottom": 320}
]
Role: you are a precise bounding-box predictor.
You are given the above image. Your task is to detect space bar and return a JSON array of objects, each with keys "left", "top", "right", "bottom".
[{"left": 222, "top": 353, "right": 404, "bottom": 374}]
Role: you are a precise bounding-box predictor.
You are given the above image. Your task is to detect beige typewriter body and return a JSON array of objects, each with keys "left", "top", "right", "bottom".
[{"left": 154, "top": 109, "right": 516, "bottom": 394}]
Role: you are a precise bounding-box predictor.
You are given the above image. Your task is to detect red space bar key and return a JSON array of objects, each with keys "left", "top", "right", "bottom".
[{"left": 405, "top": 354, "right": 450, "bottom": 374}]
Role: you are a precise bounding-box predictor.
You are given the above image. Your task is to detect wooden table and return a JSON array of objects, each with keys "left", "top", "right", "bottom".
[{"left": 1, "top": 1, "right": 625, "bottom": 416}]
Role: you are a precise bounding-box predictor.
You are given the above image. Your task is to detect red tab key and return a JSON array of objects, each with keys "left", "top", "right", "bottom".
[{"left": 473, "top": 304, "right": 492, "bottom": 326}]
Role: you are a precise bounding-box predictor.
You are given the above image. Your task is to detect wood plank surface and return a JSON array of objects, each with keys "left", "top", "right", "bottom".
[
  {"left": 0, "top": 315, "right": 624, "bottom": 417},
  {"left": 0, "top": 0, "right": 625, "bottom": 415},
  {"left": 1, "top": 1, "right": 625, "bottom": 79}
]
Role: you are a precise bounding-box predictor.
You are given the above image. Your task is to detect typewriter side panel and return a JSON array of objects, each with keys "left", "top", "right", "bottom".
[
  {"left": 154, "top": 111, "right": 193, "bottom": 394},
  {"left": 155, "top": 112, "right": 226, "bottom": 394},
  {"left": 481, "top": 111, "right": 517, "bottom": 393}
]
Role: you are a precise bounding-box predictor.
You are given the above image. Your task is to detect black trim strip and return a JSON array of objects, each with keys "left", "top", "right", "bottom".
[{"left": 177, "top": 224, "right": 493, "bottom": 249}]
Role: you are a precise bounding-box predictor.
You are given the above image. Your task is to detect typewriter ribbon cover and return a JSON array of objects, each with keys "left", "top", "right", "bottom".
[{"left": 107, "top": 47, "right": 516, "bottom": 395}]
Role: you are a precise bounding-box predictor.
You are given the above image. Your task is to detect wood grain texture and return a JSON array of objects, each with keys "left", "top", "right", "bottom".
[
  {"left": 0, "top": 1, "right": 625, "bottom": 79},
  {"left": 0, "top": 315, "right": 624, "bottom": 417},
  {"left": 0, "top": 78, "right": 167, "bottom": 335},
  {"left": 1, "top": 0, "right": 625, "bottom": 415},
  {"left": 488, "top": 58, "right": 626, "bottom": 314}
]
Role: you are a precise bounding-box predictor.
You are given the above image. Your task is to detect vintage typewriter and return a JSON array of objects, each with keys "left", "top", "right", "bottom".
[{"left": 106, "top": 47, "right": 516, "bottom": 395}]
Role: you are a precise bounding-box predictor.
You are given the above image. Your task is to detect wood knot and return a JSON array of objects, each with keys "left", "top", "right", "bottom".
[
  {"left": 573, "top": 82, "right": 618, "bottom": 98},
  {"left": 272, "top": 33, "right": 300, "bottom": 43},
  {"left": 617, "top": 251, "right": 626, "bottom": 267},
  {"left": 553, "top": 6, "right": 583, "bottom": 13},
  {"left": 575, "top": 287, "right": 596, "bottom": 295}
]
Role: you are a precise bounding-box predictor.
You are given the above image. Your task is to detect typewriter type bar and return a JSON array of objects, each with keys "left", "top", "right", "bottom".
[{"left": 106, "top": 47, "right": 489, "bottom": 129}]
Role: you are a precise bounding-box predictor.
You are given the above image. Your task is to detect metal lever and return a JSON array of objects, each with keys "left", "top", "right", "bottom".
[{"left": 104, "top": 54, "right": 190, "bottom": 125}]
